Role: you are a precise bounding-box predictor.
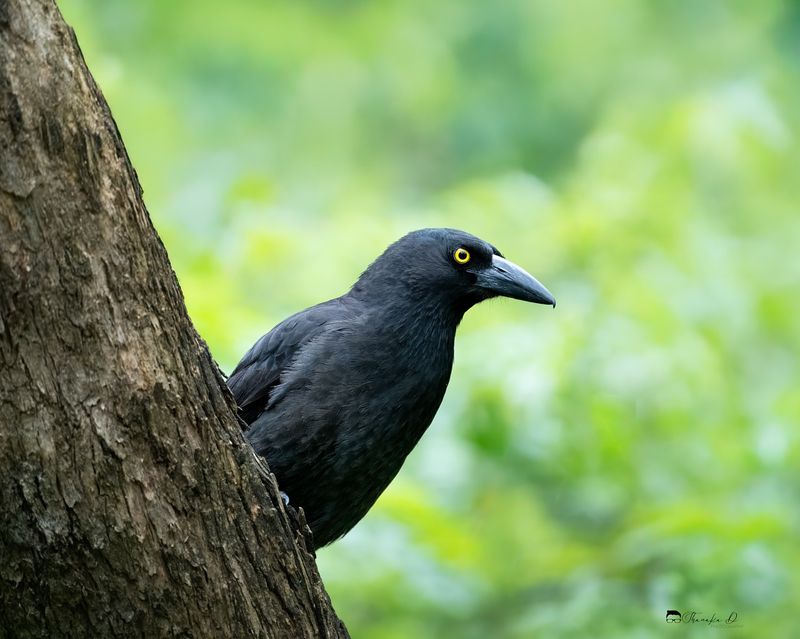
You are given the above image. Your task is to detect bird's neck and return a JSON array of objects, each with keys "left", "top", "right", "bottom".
[
  {"left": 365, "top": 287, "right": 462, "bottom": 331},
  {"left": 357, "top": 293, "right": 462, "bottom": 382},
  {"left": 350, "top": 274, "right": 470, "bottom": 323}
]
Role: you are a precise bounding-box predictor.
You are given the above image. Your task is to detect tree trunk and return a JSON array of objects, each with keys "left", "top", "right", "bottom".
[{"left": 0, "top": 1, "right": 349, "bottom": 637}]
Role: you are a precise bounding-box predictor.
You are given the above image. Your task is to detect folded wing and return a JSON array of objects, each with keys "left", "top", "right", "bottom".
[{"left": 227, "top": 298, "right": 345, "bottom": 426}]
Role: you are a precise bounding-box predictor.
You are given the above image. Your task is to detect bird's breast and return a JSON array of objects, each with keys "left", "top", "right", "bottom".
[{"left": 338, "top": 322, "right": 455, "bottom": 465}]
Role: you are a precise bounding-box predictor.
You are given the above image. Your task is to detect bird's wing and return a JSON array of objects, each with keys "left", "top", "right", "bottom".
[{"left": 227, "top": 298, "right": 345, "bottom": 426}]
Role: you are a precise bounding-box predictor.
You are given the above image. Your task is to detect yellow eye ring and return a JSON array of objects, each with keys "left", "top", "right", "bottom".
[{"left": 454, "top": 248, "right": 471, "bottom": 264}]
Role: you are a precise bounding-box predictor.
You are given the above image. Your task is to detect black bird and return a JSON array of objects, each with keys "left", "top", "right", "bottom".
[{"left": 228, "top": 228, "right": 554, "bottom": 547}]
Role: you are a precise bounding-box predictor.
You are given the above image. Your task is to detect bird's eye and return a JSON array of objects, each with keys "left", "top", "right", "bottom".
[{"left": 453, "top": 248, "right": 471, "bottom": 264}]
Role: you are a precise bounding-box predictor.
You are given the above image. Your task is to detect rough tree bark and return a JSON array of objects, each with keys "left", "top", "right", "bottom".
[{"left": 0, "top": 1, "right": 349, "bottom": 637}]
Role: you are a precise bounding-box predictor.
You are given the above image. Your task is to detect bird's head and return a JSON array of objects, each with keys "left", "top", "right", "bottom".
[{"left": 351, "top": 228, "right": 555, "bottom": 319}]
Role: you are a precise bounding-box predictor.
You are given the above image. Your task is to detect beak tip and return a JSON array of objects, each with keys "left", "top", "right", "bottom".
[{"left": 482, "top": 255, "right": 556, "bottom": 309}]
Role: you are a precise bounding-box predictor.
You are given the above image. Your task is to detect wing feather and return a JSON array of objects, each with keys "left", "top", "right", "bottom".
[{"left": 227, "top": 298, "right": 345, "bottom": 425}]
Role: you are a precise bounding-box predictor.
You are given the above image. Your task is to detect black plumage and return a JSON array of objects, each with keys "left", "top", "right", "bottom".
[{"left": 228, "top": 228, "right": 554, "bottom": 547}]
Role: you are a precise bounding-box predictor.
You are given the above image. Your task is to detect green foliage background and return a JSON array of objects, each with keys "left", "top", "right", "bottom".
[{"left": 59, "top": 1, "right": 799, "bottom": 636}]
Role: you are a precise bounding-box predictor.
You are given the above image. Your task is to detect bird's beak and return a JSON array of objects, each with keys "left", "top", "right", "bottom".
[{"left": 475, "top": 255, "right": 556, "bottom": 307}]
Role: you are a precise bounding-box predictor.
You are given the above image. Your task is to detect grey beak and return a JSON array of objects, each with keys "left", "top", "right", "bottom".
[{"left": 475, "top": 255, "right": 556, "bottom": 307}]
